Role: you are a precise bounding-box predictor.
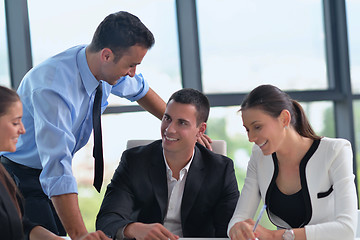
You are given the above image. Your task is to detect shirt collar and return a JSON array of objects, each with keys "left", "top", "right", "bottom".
[
  {"left": 163, "top": 149, "right": 195, "bottom": 180},
  {"left": 77, "top": 46, "right": 100, "bottom": 96}
]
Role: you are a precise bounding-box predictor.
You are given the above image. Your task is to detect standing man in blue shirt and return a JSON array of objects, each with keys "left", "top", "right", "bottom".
[{"left": 0, "top": 11, "right": 168, "bottom": 240}]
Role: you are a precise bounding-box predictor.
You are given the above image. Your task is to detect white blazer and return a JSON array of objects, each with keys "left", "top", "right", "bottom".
[{"left": 228, "top": 137, "right": 357, "bottom": 240}]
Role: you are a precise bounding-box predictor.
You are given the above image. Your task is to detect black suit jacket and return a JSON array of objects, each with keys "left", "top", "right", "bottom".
[{"left": 96, "top": 140, "right": 239, "bottom": 238}]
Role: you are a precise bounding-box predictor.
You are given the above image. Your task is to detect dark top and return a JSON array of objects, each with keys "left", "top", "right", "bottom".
[
  {"left": 0, "top": 165, "right": 37, "bottom": 240},
  {"left": 269, "top": 184, "right": 305, "bottom": 228},
  {"left": 96, "top": 140, "right": 240, "bottom": 238},
  {"left": 266, "top": 139, "right": 320, "bottom": 228}
]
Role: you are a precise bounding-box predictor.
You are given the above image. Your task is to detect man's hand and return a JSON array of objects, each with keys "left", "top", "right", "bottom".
[
  {"left": 197, "top": 134, "right": 213, "bottom": 151},
  {"left": 76, "top": 231, "right": 111, "bottom": 240},
  {"left": 29, "top": 225, "right": 111, "bottom": 240},
  {"left": 51, "top": 194, "right": 111, "bottom": 240},
  {"left": 124, "top": 222, "right": 179, "bottom": 240}
]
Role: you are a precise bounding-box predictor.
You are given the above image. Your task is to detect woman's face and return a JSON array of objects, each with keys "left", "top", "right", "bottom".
[
  {"left": 0, "top": 100, "right": 26, "bottom": 152},
  {"left": 242, "top": 108, "right": 286, "bottom": 155}
]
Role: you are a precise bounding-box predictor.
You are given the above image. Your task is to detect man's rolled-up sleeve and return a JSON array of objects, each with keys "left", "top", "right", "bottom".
[{"left": 111, "top": 74, "right": 149, "bottom": 102}]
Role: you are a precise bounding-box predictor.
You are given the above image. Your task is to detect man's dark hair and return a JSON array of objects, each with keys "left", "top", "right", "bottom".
[
  {"left": 88, "top": 11, "right": 155, "bottom": 62},
  {"left": 168, "top": 88, "right": 210, "bottom": 125}
]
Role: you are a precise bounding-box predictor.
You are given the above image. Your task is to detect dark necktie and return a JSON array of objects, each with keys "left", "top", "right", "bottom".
[{"left": 93, "top": 81, "right": 103, "bottom": 192}]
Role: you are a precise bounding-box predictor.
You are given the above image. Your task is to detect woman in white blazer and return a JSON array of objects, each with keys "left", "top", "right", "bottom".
[{"left": 228, "top": 85, "right": 357, "bottom": 240}]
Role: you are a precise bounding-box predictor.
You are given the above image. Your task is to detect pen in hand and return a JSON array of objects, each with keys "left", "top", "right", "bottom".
[{"left": 252, "top": 204, "right": 267, "bottom": 238}]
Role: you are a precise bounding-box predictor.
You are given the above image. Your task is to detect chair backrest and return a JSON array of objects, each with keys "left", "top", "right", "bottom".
[{"left": 126, "top": 139, "right": 227, "bottom": 156}]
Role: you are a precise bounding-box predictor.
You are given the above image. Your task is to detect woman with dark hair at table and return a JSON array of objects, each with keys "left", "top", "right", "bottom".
[
  {"left": 228, "top": 84, "right": 357, "bottom": 240},
  {"left": 0, "top": 85, "right": 62, "bottom": 240}
]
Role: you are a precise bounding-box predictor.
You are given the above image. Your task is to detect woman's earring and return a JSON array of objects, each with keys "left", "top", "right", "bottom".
[{"left": 284, "top": 125, "right": 288, "bottom": 129}]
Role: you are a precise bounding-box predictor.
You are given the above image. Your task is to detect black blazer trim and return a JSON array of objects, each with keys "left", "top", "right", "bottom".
[
  {"left": 317, "top": 185, "right": 333, "bottom": 199},
  {"left": 265, "top": 139, "right": 320, "bottom": 228},
  {"left": 298, "top": 139, "right": 320, "bottom": 227}
]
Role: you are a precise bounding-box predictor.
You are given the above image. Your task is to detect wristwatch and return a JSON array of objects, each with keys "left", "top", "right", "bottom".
[{"left": 282, "top": 229, "right": 295, "bottom": 240}]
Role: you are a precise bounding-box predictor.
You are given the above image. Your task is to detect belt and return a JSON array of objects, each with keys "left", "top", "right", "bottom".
[{"left": 0, "top": 155, "right": 41, "bottom": 172}]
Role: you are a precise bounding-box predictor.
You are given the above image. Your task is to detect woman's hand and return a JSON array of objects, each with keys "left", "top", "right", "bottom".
[
  {"left": 244, "top": 219, "right": 275, "bottom": 240},
  {"left": 229, "top": 219, "right": 258, "bottom": 240}
]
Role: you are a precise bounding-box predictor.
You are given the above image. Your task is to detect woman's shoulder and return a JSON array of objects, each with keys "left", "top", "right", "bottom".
[
  {"left": 316, "top": 137, "right": 352, "bottom": 161},
  {"left": 319, "top": 137, "right": 351, "bottom": 149}
]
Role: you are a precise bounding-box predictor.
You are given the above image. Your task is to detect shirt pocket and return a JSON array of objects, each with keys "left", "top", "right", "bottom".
[{"left": 317, "top": 185, "right": 333, "bottom": 199}]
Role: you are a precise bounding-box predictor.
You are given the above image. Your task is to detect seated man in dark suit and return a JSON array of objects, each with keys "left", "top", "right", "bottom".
[{"left": 96, "top": 88, "right": 239, "bottom": 240}]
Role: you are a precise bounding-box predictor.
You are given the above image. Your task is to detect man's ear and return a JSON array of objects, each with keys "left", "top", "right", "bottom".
[
  {"left": 100, "top": 48, "right": 113, "bottom": 62},
  {"left": 280, "top": 109, "right": 291, "bottom": 127},
  {"left": 197, "top": 122, "right": 207, "bottom": 137}
]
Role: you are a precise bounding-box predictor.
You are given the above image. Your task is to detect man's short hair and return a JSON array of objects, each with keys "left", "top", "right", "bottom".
[
  {"left": 168, "top": 88, "right": 210, "bottom": 125},
  {"left": 88, "top": 11, "right": 155, "bottom": 62}
]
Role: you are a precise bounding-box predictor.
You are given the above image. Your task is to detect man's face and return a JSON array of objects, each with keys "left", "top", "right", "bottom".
[
  {"left": 161, "top": 100, "right": 206, "bottom": 156},
  {"left": 101, "top": 44, "right": 148, "bottom": 85}
]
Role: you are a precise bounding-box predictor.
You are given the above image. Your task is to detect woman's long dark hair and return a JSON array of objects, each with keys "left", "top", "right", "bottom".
[
  {"left": 240, "top": 84, "right": 321, "bottom": 140},
  {"left": 0, "top": 85, "right": 22, "bottom": 217},
  {"left": 0, "top": 164, "right": 22, "bottom": 217}
]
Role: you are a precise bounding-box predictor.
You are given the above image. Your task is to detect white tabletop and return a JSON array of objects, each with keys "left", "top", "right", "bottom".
[
  {"left": 61, "top": 238, "right": 229, "bottom": 240},
  {"left": 61, "top": 237, "right": 360, "bottom": 240}
]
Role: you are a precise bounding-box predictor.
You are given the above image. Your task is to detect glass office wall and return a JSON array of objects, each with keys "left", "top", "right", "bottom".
[
  {"left": 346, "top": 0, "right": 360, "bottom": 201},
  {"left": 27, "top": 0, "right": 181, "bottom": 105},
  {"left": 0, "top": 0, "right": 10, "bottom": 87},
  {"left": 354, "top": 101, "right": 360, "bottom": 194},
  {"left": 346, "top": 0, "right": 360, "bottom": 93},
  {"left": 197, "top": 0, "right": 327, "bottom": 94}
]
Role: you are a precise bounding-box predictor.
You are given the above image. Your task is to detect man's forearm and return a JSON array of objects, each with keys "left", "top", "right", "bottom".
[
  {"left": 51, "top": 193, "right": 88, "bottom": 240},
  {"left": 137, "top": 87, "right": 166, "bottom": 120},
  {"left": 29, "top": 226, "right": 63, "bottom": 240}
]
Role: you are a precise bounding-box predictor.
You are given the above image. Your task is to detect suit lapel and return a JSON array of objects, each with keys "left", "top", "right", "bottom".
[
  {"left": 181, "top": 146, "right": 206, "bottom": 223},
  {"left": 148, "top": 142, "right": 168, "bottom": 220}
]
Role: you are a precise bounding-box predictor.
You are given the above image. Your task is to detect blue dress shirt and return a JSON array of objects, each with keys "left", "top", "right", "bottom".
[{"left": 2, "top": 45, "right": 149, "bottom": 197}]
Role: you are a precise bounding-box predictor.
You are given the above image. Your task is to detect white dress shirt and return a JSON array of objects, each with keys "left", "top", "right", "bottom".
[{"left": 163, "top": 150, "right": 194, "bottom": 237}]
